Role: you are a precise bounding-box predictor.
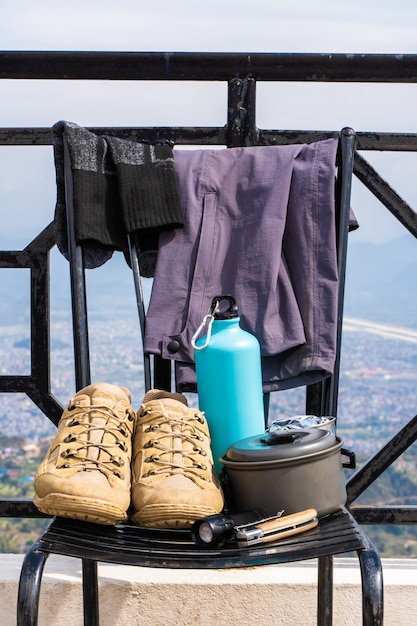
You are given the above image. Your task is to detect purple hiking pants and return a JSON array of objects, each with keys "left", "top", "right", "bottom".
[{"left": 144, "top": 139, "right": 340, "bottom": 393}]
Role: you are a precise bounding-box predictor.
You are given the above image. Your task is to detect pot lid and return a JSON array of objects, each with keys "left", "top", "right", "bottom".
[{"left": 225, "top": 428, "right": 336, "bottom": 462}]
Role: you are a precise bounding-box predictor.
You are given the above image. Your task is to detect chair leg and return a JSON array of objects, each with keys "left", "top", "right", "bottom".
[
  {"left": 82, "top": 559, "right": 99, "bottom": 626},
  {"left": 317, "top": 555, "right": 333, "bottom": 626},
  {"left": 17, "top": 543, "right": 49, "bottom": 626},
  {"left": 357, "top": 545, "right": 384, "bottom": 626}
]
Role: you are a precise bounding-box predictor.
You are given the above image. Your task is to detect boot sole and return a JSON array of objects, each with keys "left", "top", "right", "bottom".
[
  {"left": 33, "top": 493, "right": 128, "bottom": 525},
  {"left": 131, "top": 503, "right": 220, "bottom": 528}
]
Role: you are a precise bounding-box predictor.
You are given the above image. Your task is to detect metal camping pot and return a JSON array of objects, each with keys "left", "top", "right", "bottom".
[{"left": 220, "top": 429, "right": 355, "bottom": 518}]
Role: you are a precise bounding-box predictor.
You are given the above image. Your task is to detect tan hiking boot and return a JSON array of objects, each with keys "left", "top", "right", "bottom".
[
  {"left": 131, "top": 389, "right": 224, "bottom": 528},
  {"left": 33, "top": 382, "right": 135, "bottom": 525}
]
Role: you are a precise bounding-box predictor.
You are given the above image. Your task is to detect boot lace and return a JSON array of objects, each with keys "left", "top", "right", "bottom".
[
  {"left": 57, "top": 401, "right": 135, "bottom": 478},
  {"left": 141, "top": 409, "right": 210, "bottom": 481}
]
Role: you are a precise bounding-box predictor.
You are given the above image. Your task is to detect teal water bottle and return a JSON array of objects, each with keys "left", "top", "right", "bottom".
[{"left": 191, "top": 295, "right": 266, "bottom": 475}]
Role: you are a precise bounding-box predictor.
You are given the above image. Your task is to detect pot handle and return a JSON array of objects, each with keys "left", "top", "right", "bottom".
[{"left": 341, "top": 447, "right": 356, "bottom": 469}]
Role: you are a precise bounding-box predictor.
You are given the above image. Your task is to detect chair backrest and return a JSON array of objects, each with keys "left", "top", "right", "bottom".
[{"left": 62, "top": 128, "right": 356, "bottom": 428}]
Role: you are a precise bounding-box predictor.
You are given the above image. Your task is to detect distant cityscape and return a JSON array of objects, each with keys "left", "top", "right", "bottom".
[
  {"left": 1, "top": 309, "right": 417, "bottom": 465},
  {"left": 1, "top": 234, "right": 417, "bottom": 479}
]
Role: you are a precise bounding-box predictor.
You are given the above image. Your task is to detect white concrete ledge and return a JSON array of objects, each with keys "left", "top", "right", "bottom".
[{"left": 2, "top": 555, "right": 416, "bottom": 625}]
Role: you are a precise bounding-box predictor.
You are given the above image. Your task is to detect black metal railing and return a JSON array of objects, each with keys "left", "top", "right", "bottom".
[{"left": 1, "top": 51, "right": 417, "bottom": 528}]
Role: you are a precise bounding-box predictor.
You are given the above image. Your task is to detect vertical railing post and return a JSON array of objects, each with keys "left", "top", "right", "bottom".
[
  {"left": 227, "top": 77, "right": 257, "bottom": 147},
  {"left": 328, "top": 127, "right": 356, "bottom": 418},
  {"left": 227, "top": 75, "right": 272, "bottom": 425},
  {"left": 63, "top": 138, "right": 91, "bottom": 391},
  {"left": 63, "top": 138, "right": 99, "bottom": 626}
]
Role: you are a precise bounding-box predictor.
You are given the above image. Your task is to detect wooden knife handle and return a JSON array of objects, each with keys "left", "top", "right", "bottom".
[
  {"left": 261, "top": 518, "right": 319, "bottom": 543},
  {"left": 257, "top": 508, "right": 318, "bottom": 534}
]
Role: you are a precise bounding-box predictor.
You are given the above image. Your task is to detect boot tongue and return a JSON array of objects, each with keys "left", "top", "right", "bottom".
[
  {"left": 86, "top": 392, "right": 116, "bottom": 463},
  {"left": 169, "top": 415, "right": 201, "bottom": 475},
  {"left": 142, "top": 389, "right": 188, "bottom": 406},
  {"left": 77, "top": 383, "right": 132, "bottom": 403},
  {"left": 172, "top": 425, "right": 185, "bottom": 474}
]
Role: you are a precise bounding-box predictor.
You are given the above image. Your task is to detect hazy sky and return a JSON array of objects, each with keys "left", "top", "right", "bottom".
[{"left": 2, "top": 0, "right": 417, "bottom": 245}]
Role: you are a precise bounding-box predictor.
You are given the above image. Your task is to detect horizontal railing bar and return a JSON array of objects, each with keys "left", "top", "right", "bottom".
[
  {"left": 0, "top": 376, "right": 35, "bottom": 392},
  {"left": 0, "top": 250, "right": 33, "bottom": 267},
  {"left": 260, "top": 130, "right": 417, "bottom": 151},
  {"left": 2, "top": 51, "right": 417, "bottom": 82},
  {"left": 2, "top": 127, "right": 417, "bottom": 151},
  {"left": 0, "top": 126, "right": 228, "bottom": 146},
  {"left": 0, "top": 498, "right": 51, "bottom": 518},
  {"left": 351, "top": 506, "right": 417, "bottom": 525},
  {"left": 2, "top": 503, "right": 417, "bottom": 524},
  {"left": 354, "top": 132, "right": 417, "bottom": 151}
]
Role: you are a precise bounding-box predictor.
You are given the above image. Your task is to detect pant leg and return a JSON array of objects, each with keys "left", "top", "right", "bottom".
[{"left": 144, "top": 141, "right": 339, "bottom": 393}]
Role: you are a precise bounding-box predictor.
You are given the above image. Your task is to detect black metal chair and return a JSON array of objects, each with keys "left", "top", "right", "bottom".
[{"left": 17, "top": 128, "right": 383, "bottom": 626}]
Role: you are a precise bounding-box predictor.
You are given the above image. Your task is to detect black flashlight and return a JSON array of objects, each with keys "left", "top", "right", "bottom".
[{"left": 191, "top": 509, "right": 268, "bottom": 547}]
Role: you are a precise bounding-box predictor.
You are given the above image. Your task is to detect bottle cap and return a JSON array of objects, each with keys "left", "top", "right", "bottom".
[{"left": 210, "top": 295, "right": 239, "bottom": 319}]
